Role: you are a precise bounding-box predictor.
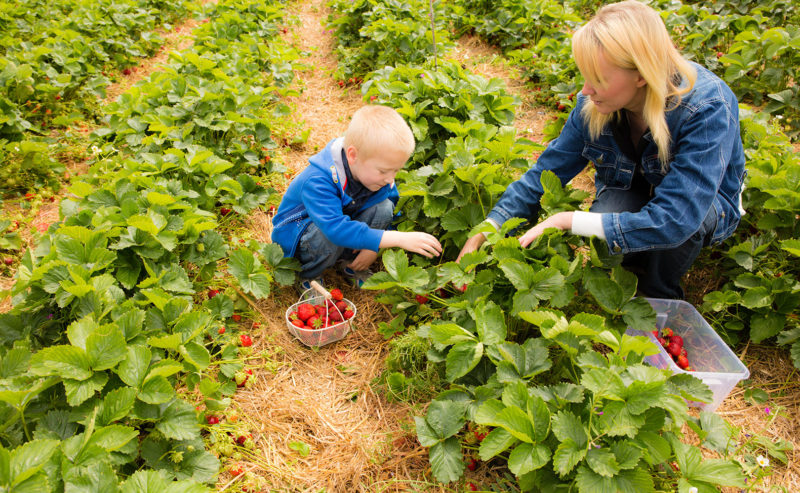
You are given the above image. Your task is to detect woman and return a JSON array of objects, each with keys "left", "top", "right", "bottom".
[{"left": 458, "top": 0, "right": 746, "bottom": 299}]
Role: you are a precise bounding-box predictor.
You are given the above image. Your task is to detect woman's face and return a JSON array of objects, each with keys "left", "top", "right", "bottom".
[{"left": 580, "top": 50, "right": 648, "bottom": 115}]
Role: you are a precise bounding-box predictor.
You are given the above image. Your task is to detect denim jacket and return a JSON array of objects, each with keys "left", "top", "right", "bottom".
[{"left": 487, "top": 63, "right": 746, "bottom": 254}]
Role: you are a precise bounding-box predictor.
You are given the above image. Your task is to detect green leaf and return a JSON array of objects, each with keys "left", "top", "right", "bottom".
[
  {"left": 445, "top": 341, "right": 483, "bottom": 381},
  {"left": 508, "top": 442, "right": 550, "bottom": 476},
  {"left": 88, "top": 425, "right": 138, "bottom": 452},
  {"left": 429, "top": 437, "right": 463, "bottom": 483},
  {"left": 86, "top": 326, "right": 127, "bottom": 371},
  {"left": 9, "top": 439, "right": 60, "bottom": 486},
  {"left": 553, "top": 439, "right": 587, "bottom": 476},
  {"left": 99, "top": 387, "right": 138, "bottom": 426},
  {"left": 478, "top": 428, "right": 517, "bottom": 461},
  {"left": 156, "top": 400, "right": 200, "bottom": 441},
  {"left": 576, "top": 465, "right": 655, "bottom": 493},
  {"left": 228, "top": 249, "right": 272, "bottom": 299},
  {"left": 63, "top": 372, "right": 108, "bottom": 406},
  {"left": 425, "top": 400, "right": 466, "bottom": 440},
  {"left": 635, "top": 431, "right": 671, "bottom": 465},
  {"left": 139, "top": 376, "right": 175, "bottom": 405},
  {"left": 288, "top": 441, "right": 310, "bottom": 457},
  {"left": 180, "top": 342, "right": 210, "bottom": 370},
  {"left": 474, "top": 301, "right": 506, "bottom": 345},
  {"left": 586, "top": 447, "right": 621, "bottom": 477},
  {"left": 117, "top": 345, "right": 151, "bottom": 388},
  {"left": 551, "top": 411, "right": 588, "bottom": 447},
  {"left": 427, "top": 322, "right": 476, "bottom": 345},
  {"left": 30, "top": 345, "right": 92, "bottom": 380}
]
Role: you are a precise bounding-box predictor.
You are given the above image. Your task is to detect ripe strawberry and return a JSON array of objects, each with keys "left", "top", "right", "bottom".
[
  {"left": 297, "top": 303, "right": 317, "bottom": 322},
  {"left": 208, "top": 289, "right": 219, "bottom": 299},
  {"left": 467, "top": 483, "right": 477, "bottom": 491},
  {"left": 252, "top": 322, "right": 260, "bottom": 328},
  {"left": 657, "top": 337, "right": 668, "bottom": 347},
  {"left": 239, "top": 334, "right": 253, "bottom": 347},
  {"left": 667, "top": 343, "right": 681, "bottom": 357},
  {"left": 220, "top": 207, "right": 232, "bottom": 216},
  {"left": 671, "top": 335, "right": 683, "bottom": 347},
  {"left": 330, "top": 288, "right": 343, "bottom": 301},
  {"left": 291, "top": 319, "right": 304, "bottom": 328},
  {"left": 218, "top": 327, "right": 226, "bottom": 334},
  {"left": 335, "top": 301, "right": 348, "bottom": 312},
  {"left": 651, "top": 330, "right": 658, "bottom": 337},
  {"left": 3, "top": 258, "right": 12, "bottom": 266},
  {"left": 329, "top": 311, "right": 343, "bottom": 322},
  {"left": 456, "top": 283, "right": 468, "bottom": 293},
  {"left": 716, "top": 52, "right": 724, "bottom": 58},
  {"left": 676, "top": 354, "right": 689, "bottom": 369},
  {"left": 229, "top": 463, "right": 244, "bottom": 476},
  {"left": 467, "top": 458, "right": 477, "bottom": 471},
  {"left": 662, "top": 327, "right": 673, "bottom": 338},
  {"left": 309, "top": 316, "right": 323, "bottom": 329},
  {"left": 343, "top": 309, "right": 354, "bottom": 320},
  {"left": 415, "top": 294, "right": 429, "bottom": 304},
  {"left": 206, "top": 415, "right": 220, "bottom": 425},
  {"left": 232, "top": 314, "right": 242, "bottom": 322},
  {"left": 557, "top": 103, "right": 566, "bottom": 111},
  {"left": 24, "top": 193, "right": 34, "bottom": 201},
  {"left": 474, "top": 431, "right": 486, "bottom": 442},
  {"left": 235, "top": 435, "right": 248, "bottom": 445}
]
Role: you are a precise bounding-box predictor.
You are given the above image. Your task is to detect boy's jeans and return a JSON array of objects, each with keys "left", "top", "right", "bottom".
[
  {"left": 589, "top": 186, "right": 716, "bottom": 300},
  {"left": 297, "top": 199, "right": 395, "bottom": 279}
]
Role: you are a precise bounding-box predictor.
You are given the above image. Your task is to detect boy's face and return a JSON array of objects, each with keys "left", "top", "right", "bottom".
[{"left": 345, "top": 146, "right": 407, "bottom": 192}]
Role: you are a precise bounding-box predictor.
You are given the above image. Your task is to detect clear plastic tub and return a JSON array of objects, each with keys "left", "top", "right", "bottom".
[{"left": 627, "top": 298, "right": 750, "bottom": 412}]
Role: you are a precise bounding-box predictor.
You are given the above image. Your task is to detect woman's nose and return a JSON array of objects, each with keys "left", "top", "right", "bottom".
[{"left": 581, "top": 81, "right": 595, "bottom": 96}]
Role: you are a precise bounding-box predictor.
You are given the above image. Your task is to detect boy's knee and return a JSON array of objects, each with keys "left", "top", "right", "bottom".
[{"left": 375, "top": 199, "right": 395, "bottom": 222}]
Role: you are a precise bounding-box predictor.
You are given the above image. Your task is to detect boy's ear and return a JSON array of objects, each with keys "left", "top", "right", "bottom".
[{"left": 345, "top": 145, "right": 358, "bottom": 165}]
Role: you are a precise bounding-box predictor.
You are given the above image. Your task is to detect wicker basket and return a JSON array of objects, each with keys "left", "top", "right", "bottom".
[{"left": 285, "top": 283, "right": 356, "bottom": 347}]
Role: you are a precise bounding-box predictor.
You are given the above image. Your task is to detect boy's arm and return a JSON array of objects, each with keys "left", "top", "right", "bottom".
[
  {"left": 302, "top": 177, "right": 384, "bottom": 252},
  {"left": 380, "top": 231, "right": 441, "bottom": 258}
]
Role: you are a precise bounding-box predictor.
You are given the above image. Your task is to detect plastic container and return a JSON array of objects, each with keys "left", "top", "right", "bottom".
[
  {"left": 285, "top": 284, "right": 356, "bottom": 347},
  {"left": 627, "top": 298, "right": 749, "bottom": 412}
]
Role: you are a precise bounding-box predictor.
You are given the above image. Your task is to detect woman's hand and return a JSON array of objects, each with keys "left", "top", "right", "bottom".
[
  {"left": 518, "top": 212, "right": 574, "bottom": 247},
  {"left": 456, "top": 233, "right": 487, "bottom": 263}
]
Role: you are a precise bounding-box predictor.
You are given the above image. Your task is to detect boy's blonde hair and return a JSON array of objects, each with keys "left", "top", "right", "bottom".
[
  {"left": 573, "top": 0, "right": 696, "bottom": 170},
  {"left": 343, "top": 105, "right": 415, "bottom": 160}
]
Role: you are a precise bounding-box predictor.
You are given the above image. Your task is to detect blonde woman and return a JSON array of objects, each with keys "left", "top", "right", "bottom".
[{"left": 458, "top": 0, "right": 746, "bottom": 299}]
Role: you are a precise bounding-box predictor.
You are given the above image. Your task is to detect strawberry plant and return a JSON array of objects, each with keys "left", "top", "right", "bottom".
[{"left": 327, "top": 0, "right": 454, "bottom": 82}]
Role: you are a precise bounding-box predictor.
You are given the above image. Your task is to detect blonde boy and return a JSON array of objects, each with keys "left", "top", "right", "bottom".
[{"left": 271, "top": 105, "right": 441, "bottom": 289}]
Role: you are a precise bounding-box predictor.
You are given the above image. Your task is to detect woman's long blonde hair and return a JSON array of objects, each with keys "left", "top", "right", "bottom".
[{"left": 572, "top": 0, "right": 696, "bottom": 169}]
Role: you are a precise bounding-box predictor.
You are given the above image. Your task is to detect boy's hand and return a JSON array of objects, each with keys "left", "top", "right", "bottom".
[
  {"left": 347, "top": 249, "right": 379, "bottom": 271},
  {"left": 456, "top": 233, "right": 487, "bottom": 263},
  {"left": 380, "top": 231, "right": 442, "bottom": 258}
]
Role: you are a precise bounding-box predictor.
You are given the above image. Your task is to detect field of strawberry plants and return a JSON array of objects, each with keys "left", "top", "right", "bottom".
[{"left": 0, "top": 0, "right": 798, "bottom": 491}]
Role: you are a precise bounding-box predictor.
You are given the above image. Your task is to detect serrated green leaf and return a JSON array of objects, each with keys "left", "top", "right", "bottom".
[
  {"left": 508, "top": 442, "right": 550, "bottom": 476},
  {"left": 428, "top": 437, "right": 463, "bottom": 483},
  {"left": 553, "top": 439, "right": 587, "bottom": 476},
  {"left": 445, "top": 341, "right": 483, "bottom": 381}
]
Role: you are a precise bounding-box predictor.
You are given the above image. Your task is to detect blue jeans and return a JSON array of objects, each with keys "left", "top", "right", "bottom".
[
  {"left": 590, "top": 186, "right": 716, "bottom": 299},
  {"left": 297, "top": 199, "right": 395, "bottom": 279}
]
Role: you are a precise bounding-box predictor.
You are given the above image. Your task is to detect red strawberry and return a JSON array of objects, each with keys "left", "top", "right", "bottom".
[
  {"left": 252, "top": 322, "right": 260, "bottom": 328},
  {"left": 335, "top": 301, "right": 348, "bottom": 312},
  {"left": 456, "top": 283, "right": 468, "bottom": 293},
  {"left": 667, "top": 343, "right": 681, "bottom": 357},
  {"left": 208, "top": 289, "right": 219, "bottom": 299},
  {"left": 676, "top": 354, "right": 689, "bottom": 369},
  {"left": 220, "top": 207, "right": 232, "bottom": 216},
  {"left": 232, "top": 314, "right": 242, "bottom": 322},
  {"left": 662, "top": 327, "right": 673, "bottom": 338},
  {"left": 291, "top": 319, "right": 305, "bottom": 328},
  {"left": 557, "top": 103, "right": 566, "bottom": 110},
  {"left": 3, "top": 258, "right": 12, "bottom": 266},
  {"left": 330, "top": 288, "right": 343, "bottom": 301},
  {"left": 229, "top": 463, "right": 243, "bottom": 476},
  {"left": 716, "top": 52, "right": 724, "bottom": 58},
  {"left": 467, "top": 483, "right": 477, "bottom": 491},
  {"left": 218, "top": 327, "right": 226, "bottom": 334},
  {"left": 122, "top": 68, "right": 132, "bottom": 75},
  {"left": 651, "top": 330, "right": 658, "bottom": 337},
  {"left": 657, "top": 337, "right": 668, "bottom": 347},
  {"left": 235, "top": 435, "right": 248, "bottom": 445},
  {"left": 309, "top": 316, "right": 323, "bottom": 330},
  {"left": 343, "top": 309, "right": 354, "bottom": 320},
  {"left": 329, "top": 311, "right": 343, "bottom": 322},
  {"left": 297, "top": 303, "right": 316, "bottom": 322},
  {"left": 240, "top": 334, "right": 253, "bottom": 347},
  {"left": 467, "top": 458, "right": 477, "bottom": 471},
  {"left": 206, "top": 415, "right": 219, "bottom": 425},
  {"left": 24, "top": 193, "right": 34, "bottom": 200},
  {"left": 415, "top": 294, "right": 429, "bottom": 304},
  {"left": 671, "top": 335, "right": 683, "bottom": 348}
]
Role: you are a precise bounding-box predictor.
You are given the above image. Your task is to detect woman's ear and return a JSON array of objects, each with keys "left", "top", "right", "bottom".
[{"left": 635, "top": 71, "right": 648, "bottom": 88}]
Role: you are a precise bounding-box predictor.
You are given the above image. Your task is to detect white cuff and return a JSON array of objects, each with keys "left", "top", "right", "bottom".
[
  {"left": 480, "top": 218, "right": 501, "bottom": 239},
  {"left": 571, "top": 211, "right": 605, "bottom": 240}
]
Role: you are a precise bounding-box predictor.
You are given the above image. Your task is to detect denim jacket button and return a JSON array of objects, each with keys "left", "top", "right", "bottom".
[{"left": 721, "top": 211, "right": 725, "bottom": 218}]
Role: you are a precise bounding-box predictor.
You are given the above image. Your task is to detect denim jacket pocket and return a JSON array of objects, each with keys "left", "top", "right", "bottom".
[
  {"left": 642, "top": 154, "right": 668, "bottom": 186},
  {"left": 582, "top": 144, "right": 631, "bottom": 194}
]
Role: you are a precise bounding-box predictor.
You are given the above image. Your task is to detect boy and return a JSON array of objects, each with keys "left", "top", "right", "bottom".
[{"left": 271, "top": 105, "right": 442, "bottom": 289}]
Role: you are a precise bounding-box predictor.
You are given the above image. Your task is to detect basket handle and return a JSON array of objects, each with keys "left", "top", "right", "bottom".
[{"left": 309, "top": 280, "right": 331, "bottom": 299}]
